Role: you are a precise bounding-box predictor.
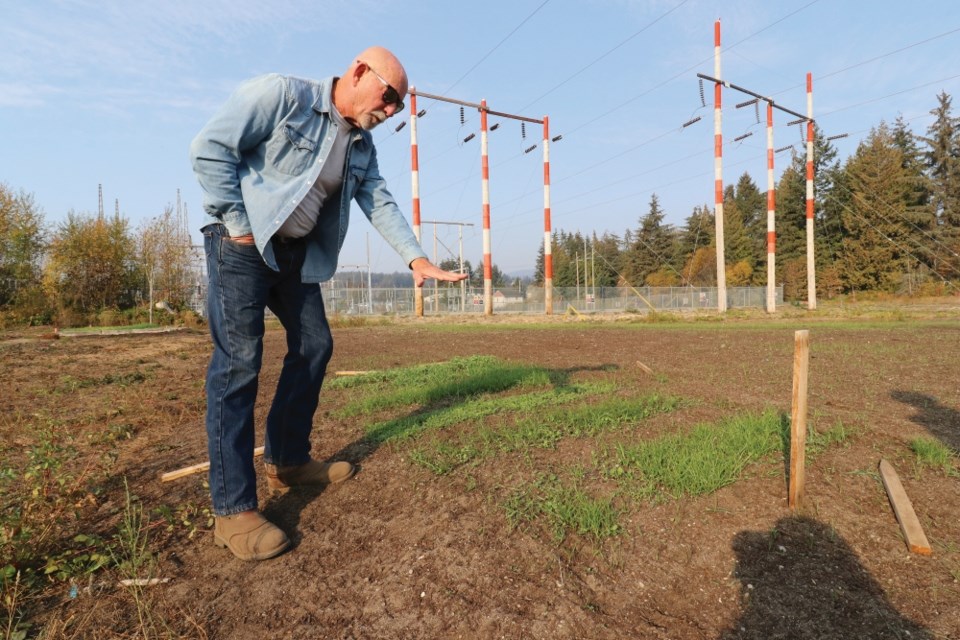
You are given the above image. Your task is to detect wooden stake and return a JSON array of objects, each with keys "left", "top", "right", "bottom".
[
  {"left": 789, "top": 330, "right": 809, "bottom": 510},
  {"left": 160, "top": 446, "right": 265, "bottom": 482},
  {"left": 878, "top": 459, "right": 933, "bottom": 555}
]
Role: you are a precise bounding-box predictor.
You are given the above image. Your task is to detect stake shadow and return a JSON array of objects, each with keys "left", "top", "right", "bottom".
[
  {"left": 719, "top": 516, "right": 931, "bottom": 639},
  {"left": 265, "top": 362, "right": 620, "bottom": 543},
  {"left": 890, "top": 390, "right": 960, "bottom": 453}
]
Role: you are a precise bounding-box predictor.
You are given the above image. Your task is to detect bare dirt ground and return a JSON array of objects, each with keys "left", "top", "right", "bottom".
[{"left": 2, "top": 310, "right": 959, "bottom": 639}]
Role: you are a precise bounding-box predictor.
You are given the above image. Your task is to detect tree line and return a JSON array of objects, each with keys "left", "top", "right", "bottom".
[
  {"left": 533, "top": 91, "right": 960, "bottom": 300},
  {"left": 0, "top": 191, "right": 194, "bottom": 327}
]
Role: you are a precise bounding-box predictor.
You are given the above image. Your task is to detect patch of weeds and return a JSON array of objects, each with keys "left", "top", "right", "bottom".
[
  {"left": 154, "top": 502, "right": 214, "bottom": 540},
  {"left": 0, "top": 421, "right": 113, "bottom": 597},
  {"left": 86, "top": 422, "right": 137, "bottom": 447},
  {"left": 606, "top": 410, "right": 784, "bottom": 499},
  {"left": 1, "top": 568, "right": 31, "bottom": 640},
  {"left": 504, "top": 475, "right": 621, "bottom": 544},
  {"left": 56, "top": 370, "right": 148, "bottom": 393},
  {"left": 806, "top": 421, "right": 855, "bottom": 459},
  {"left": 910, "top": 437, "right": 957, "bottom": 476},
  {"left": 112, "top": 480, "right": 173, "bottom": 638}
]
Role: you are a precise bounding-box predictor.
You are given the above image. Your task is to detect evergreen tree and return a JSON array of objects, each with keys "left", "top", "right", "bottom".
[
  {"left": 675, "top": 204, "right": 714, "bottom": 285},
  {"left": 891, "top": 114, "right": 939, "bottom": 282},
  {"left": 732, "top": 172, "right": 767, "bottom": 273},
  {"left": 722, "top": 183, "right": 754, "bottom": 266},
  {"left": 839, "top": 122, "right": 924, "bottom": 292},
  {"left": 590, "top": 232, "right": 622, "bottom": 288},
  {"left": 921, "top": 91, "right": 960, "bottom": 280},
  {"left": 627, "top": 194, "right": 675, "bottom": 285}
]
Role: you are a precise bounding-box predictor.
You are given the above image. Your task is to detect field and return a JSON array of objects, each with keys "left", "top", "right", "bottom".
[{"left": 1, "top": 306, "right": 959, "bottom": 639}]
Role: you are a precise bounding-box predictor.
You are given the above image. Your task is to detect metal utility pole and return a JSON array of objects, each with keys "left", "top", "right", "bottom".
[
  {"left": 712, "top": 20, "right": 727, "bottom": 312},
  {"left": 805, "top": 73, "right": 816, "bottom": 310},
  {"left": 339, "top": 264, "right": 370, "bottom": 314},
  {"left": 409, "top": 91, "right": 424, "bottom": 317},
  {"left": 422, "top": 220, "right": 475, "bottom": 314}
]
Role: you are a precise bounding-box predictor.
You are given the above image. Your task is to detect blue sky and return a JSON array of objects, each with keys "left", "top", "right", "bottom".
[{"left": 2, "top": 0, "right": 958, "bottom": 276}]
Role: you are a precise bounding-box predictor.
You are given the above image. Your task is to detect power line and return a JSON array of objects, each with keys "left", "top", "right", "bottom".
[
  {"left": 519, "top": 0, "right": 692, "bottom": 112},
  {"left": 818, "top": 73, "right": 960, "bottom": 118},
  {"left": 564, "top": 0, "right": 823, "bottom": 137},
  {"left": 441, "top": 0, "right": 553, "bottom": 96},
  {"left": 770, "top": 26, "right": 960, "bottom": 96}
]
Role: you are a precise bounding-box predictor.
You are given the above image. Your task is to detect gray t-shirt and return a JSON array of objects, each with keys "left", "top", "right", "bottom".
[{"left": 275, "top": 104, "right": 352, "bottom": 239}]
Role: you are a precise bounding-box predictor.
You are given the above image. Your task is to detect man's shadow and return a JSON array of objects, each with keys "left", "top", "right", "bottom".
[
  {"left": 719, "top": 516, "right": 931, "bottom": 639},
  {"left": 890, "top": 390, "right": 960, "bottom": 452},
  {"left": 264, "top": 362, "right": 619, "bottom": 543}
]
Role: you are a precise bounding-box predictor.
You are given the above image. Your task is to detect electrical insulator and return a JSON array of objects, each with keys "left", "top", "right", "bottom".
[
  {"left": 524, "top": 144, "right": 537, "bottom": 154},
  {"left": 418, "top": 109, "right": 426, "bottom": 117},
  {"left": 735, "top": 98, "right": 757, "bottom": 109},
  {"left": 754, "top": 101, "right": 760, "bottom": 124},
  {"left": 460, "top": 106, "right": 465, "bottom": 125},
  {"left": 699, "top": 78, "right": 706, "bottom": 107},
  {"left": 733, "top": 132, "right": 753, "bottom": 142},
  {"left": 682, "top": 116, "right": 702, "bottom": 128},
  {"left": 826, "top": 133, "right": 849, "bottom": 141},
  {"left": 775, "top": 145, "right": 793, "bottom": 153},
  {"left": 463, "top": 133, "right": 475, "bottom": 143},
  {"left": 551, "top": 135, "right": 562, "bottom": 142},
  {"left": 394, "top": 121, "right": 406, "bottom": 132},
  {"left": 787, "top": 118, "right": 804, "bottom": 126},
  {"left": 490, "top": 123, "right": 500, "bottom": 131},
  {"left": 521, "top": 122, "right": 526, "bottom": 139}
]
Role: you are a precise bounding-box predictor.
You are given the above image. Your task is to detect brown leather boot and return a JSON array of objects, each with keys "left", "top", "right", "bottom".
[
  {"left": 214, "top": 511, "right": 290, "bottom": 561},
  {"left": 264, "top": 459, "right": 357, "bottom": 493}
]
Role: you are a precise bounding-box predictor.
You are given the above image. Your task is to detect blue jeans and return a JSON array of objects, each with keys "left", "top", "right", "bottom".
[{"left": 203, "top": 223, "right": 333, "bottom": 516}]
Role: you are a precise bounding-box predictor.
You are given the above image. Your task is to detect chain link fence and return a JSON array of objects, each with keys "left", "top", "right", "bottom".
[{"left": 318, "top": 284, "right": 783, "bottom": 316}]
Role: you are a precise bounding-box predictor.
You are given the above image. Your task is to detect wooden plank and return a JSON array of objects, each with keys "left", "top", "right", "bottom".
[
  {"left": 635, "top": 361, "right": 654, "bottom": 376},
  {"left": 334, "top": 370, "right": 374, "bottom": 376},
  {"left": 878, "top": 459, "right": 933, "bottom": 556},
  {"left": 160, "top": 446, "right": 265, "bottom": 483},
  {"left": 789, "top": 330, "right": 809, "bottom": 510}
]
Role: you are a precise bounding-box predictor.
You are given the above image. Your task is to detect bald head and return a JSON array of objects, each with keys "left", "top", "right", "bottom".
[{"left": 334, "top": 46, "right": 408, "bottom": 130}]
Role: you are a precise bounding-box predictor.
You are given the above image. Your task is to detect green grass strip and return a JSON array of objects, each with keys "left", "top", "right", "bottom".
[
  {"left": 409, "top": 393, "right": 685, "bottom": 475},
  {"left": 363, "top": 382, "right": 612, "bottom": 445},
  {"left": 332, "top": 355, "right": 562, "bottom": 417},
  {"left": 608, "top": 409, "right": 785, "bottom": 499}
]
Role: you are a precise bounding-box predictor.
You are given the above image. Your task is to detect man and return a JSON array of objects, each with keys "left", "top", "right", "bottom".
[{"left": 189, "top": 46, "right": 467, "bottom": 561}]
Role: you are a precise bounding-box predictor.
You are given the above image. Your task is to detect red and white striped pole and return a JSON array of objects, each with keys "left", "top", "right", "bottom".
[
  {"left": 481, "top": 99, "right": 493, "bottom": 316},
  {"left": 409, "top": 90, "right": 424, "bottom": 317},
  {"left": 766, "top": 101, "right": 776, "bottom": 313},
  {"left": 805, "top": 73, "right": 817, "bottom": 310},
  {"left": 543, "top": 115, "right": 553, "bottom": 315},
  {"left": 713, "top": 19, "right": 728, "bottom": 312}
]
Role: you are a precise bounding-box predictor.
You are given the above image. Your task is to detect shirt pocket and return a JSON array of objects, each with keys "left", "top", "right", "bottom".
[
  {"left": 267, "top": 124, "right": 317, "bottom": 175},
  {"left": 346, "top": 165, "right": 366, "bottom": 199}
]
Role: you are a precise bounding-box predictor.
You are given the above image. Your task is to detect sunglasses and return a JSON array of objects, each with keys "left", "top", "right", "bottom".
[{"left": 359, "top": 60, "right": 404, "bottom": 112}]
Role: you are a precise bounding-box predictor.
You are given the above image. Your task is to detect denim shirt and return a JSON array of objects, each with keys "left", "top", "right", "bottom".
[{"left": 189, "top": 73, "right": 427, "bottom": 282}]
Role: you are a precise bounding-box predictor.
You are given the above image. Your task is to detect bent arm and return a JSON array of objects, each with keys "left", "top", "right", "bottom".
[{"left": 188, "top": 74, "right": 288, "bottom": 226}]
